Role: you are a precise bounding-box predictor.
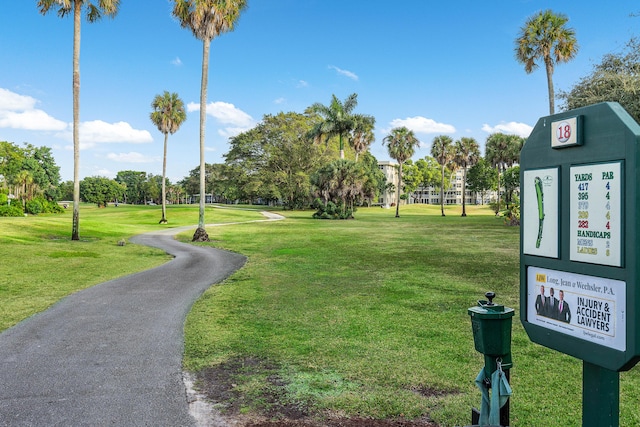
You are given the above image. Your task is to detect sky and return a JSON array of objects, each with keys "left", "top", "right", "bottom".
[{"left": 1, "top": 1, "right": 638, "bottom": 183}]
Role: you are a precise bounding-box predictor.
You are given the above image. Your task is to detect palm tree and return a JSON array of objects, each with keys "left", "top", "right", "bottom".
[
  {"left": 307, "top": 93, "right": 374, "bottom": 160},
  {"left": 38, "top": 0, "right": 119, "bottom": 240},
  {"left": 515, "top": 9, "right": 579, "bottom": 115},
  {"left": 173, "top": 0, "right": 247, "bottom": 241},
  {"left": 454, "top": 137, "right": 480, "bottom": 217},
  {"left": 430, "top": 135, "right": 454, "bottom": 216},
  {"left": 350, "top": 116, "right": 375, "bottom": 162},
  {"left": 485, "top": 133, "right": 522, "bottom": 215},
  {"left": 383, "top": 127, "right": 420, "bottom": 218},
  {"left": 150, "top": 91, "right": 187, "bottom": 224}
]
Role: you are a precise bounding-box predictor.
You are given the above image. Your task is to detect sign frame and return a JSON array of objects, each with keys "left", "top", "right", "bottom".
[{"left": 520, "top": 102, "right": 640, "bottom": 373}]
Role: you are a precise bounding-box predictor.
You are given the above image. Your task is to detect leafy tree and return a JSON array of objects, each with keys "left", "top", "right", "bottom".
[
  {"left": 454, "top": 137, "right": 480, "bottom": 216},
  {"left": 0, "top": 142, "right": 61, "bottom": 203},
  {"left": 310, "top": 159, "right": 369, "bottom": 219},
  {"left": 485, "top": 133, "right": 523, "bottom": 214},
  {"left": 173, "top": 0, "right": 247, "bottom": 241},
  {"left": 383, "top": 127, "right": 420, "bottom": 218},
  {"left": 558, "top": 38, "right": 640, "bottom": 123},
  {"left": 150, "top": 91, "right": 186, "bottom": 224},
  {"left": 307, "top": 93, "right": 375, "bottom": 160},
  {"left": 38, "top": 0, "right": 120, "bottom": 240},
  {"left": 502, "top": 165, "right": 521, "bottom": 206},
  {"left": 359, "top": 151, "right": 386, "bottom": 206},
  {"left": 115, "top": 170, "right": 147, "bottom": 204},
  {"left": 80, "top": 176, "right": 125, "bottom": 207},
  {"left": 466, "top": 158, "right": 497, "bottom": 205},
  {"left": 415, "top": 156, "right": 442, "bottom": 190},
  {"left": 430, "top": 135, "right": 455, "bottom": 216},
  {"left": 350, "top": 115, "right": 375, "bottom": 162},
  {"left": 400, "top": 160, "right": 423, "bottom": 203},
  {"left": 515, "top": 9, "right": 579, "bottom": 114}
]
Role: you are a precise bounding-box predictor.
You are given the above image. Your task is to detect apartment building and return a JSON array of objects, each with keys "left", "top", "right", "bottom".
[{"left": 378, "top": 161, "right": 493, "bottom": 207}]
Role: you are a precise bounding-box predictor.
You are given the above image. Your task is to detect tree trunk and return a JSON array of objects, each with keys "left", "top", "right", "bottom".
[
  {"left": 395, "top": 162, "right": 402, "bottom": 218},
  {"left": 545, "top": 58, "right": 555, "bottom": 115},
  {"left": 71, "top": 2, "right": 81, "bottom": 241},
  {"left": 440, "top": 165, "right": 445, "bottom": 216},
  {"left": 160, "top": 132, "right": 168, "bottom": 224},
  {"left": 339, "top": 134, "right": 344, "bottom": 159},
  {"left": 461, "top": 166, "right": 467, "bottom": 217},
  {"left": 193, "top": 37, "right": 211, "bottom": 242}
]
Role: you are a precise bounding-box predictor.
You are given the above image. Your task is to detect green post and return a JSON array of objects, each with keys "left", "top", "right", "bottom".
[{"left": 583, "top": 362, "right": 619, "bottom": 427}]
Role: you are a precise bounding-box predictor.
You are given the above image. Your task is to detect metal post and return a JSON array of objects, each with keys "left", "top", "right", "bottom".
[{"left": 582, "top": 361, "right": 619, "bottom": 427}]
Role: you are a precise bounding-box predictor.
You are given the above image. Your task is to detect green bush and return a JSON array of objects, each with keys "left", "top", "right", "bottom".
[
  {"left": 0, "top": 193, "right": 7, "bottom": 205},
  {"left": 0, "top": 204, "right": 24, "bottom": 217},
  {"left": 26, "top": 199, "right": 43, "bottom": 215},
  {"left": 312, "top": 199, "right": 353, "bottom": 220}
]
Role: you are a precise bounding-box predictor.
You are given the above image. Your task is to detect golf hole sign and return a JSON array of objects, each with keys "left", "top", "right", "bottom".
[{"left": 520, "top": 102, "right": 640, "bottom": 372}]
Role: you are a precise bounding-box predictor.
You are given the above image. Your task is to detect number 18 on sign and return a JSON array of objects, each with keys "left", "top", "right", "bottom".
[{"left": 570, "top": 162, "right": 622, "bottom": 267}]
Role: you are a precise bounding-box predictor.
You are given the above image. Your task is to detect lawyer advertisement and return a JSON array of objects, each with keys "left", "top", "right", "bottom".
[{"left": 527, "top": 266, "right": 626, "bottom": 351}]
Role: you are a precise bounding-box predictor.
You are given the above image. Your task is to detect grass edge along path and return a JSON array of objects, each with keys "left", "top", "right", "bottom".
[
  {"left": 181, "top": 205, "right": 640, "bottom": 427},
  {"left": 0, "top": 203, "right": 264, "bottom": 331}
]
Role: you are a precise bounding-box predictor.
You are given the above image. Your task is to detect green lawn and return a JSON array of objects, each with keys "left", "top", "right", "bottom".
[
  {"left": 0, "top": 203, "right": 263, "bottom": 331},
  {"left": 1, "top": 203, "right": 639, "bottom": 426},
  {"left": 179, "top": 204, "right": 640, "bottom": 427}
]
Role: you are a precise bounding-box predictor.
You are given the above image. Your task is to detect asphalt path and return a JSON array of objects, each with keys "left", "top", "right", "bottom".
[{"left": 0, "top": 216, "right": 276, "bottom": 426}]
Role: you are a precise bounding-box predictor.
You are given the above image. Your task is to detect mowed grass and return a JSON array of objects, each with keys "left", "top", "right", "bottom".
[
  {"left": 0, "top": 203, "right": 263, "bottom": 331},
  {"left": 180, "top": 204, "right": 640, "bottom": 427},
  {"left": 2, "top": 203, "right": 639, "bottom": 426}
]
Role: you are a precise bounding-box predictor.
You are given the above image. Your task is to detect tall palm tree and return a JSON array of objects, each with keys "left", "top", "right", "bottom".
[
  {"left": 515, "top": 9, "right": 579, "bottom": 115},
  {"left": 485, "top": 133, "right": 522, "bottom": 215},
  {"left": 350, "top": 116, "right": 375, "bottom": 162},
  {"left": 383, "top": 127, "right": 420, "bottom": 218},
  {"left": 307, "top": 93, "right": 374, "bottom": 160},
  {"left": 430, "top": 135, "right": 454, "bottom": 217},
  {"left": 454, "top": 137, "right": 480, "bottom": 217},
  {"left": 150, "top": 91, "right": 187, "bottom": 224},
  {"left": 38, "top": 0, "right": 120, "bottom": 240},
  {"left": 173, "top": 0, "right": 247, "bottom": 241}
]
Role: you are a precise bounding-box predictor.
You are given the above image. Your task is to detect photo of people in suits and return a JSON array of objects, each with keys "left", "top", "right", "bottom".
[
  {"left": 555, "top": 290, "right": 571, "bottom": 323},
  {"left": 534, "top": 285, "right": 571, "bottom": 323},
  {"left": 535, "top": 285, "right": 548, "bottom": 316}
]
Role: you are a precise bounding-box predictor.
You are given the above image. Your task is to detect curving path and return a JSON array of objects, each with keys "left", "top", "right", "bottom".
[{"left": 0, "top": 212, "right": 282, "bottom": 426}]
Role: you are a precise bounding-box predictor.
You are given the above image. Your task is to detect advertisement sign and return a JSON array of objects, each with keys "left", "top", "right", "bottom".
[
  {"left": 527, "top": 266, "right": 626, "bottom": 352},
  {"left": 522, "top": 168, "right": 559, "bottom": 258}
]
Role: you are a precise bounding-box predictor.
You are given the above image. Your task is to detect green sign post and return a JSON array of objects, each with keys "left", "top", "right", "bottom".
[{"left": 520, "top": 102, "right": 640, "bottom": 426}]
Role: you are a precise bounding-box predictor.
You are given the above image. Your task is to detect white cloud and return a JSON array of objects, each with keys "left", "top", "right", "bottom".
[
  {"left": 187, "top": 101, "right": 255, "bottom": 137},
  {"left": 57, "top": 120, "right": 153, "bottom": 147},
  {"left": 274, "top": 97, "right": 286, "bottom": 105},
  {"left": 296, "top": 80, "right": 309, "bottom": 88},
  {"left": 329, "top": 65, "right": 359, "bottom": 81},
  {"left": 482, "top": 121, "right": 533, "bottom": 138},
  {"left": 106, "top": 152, "right": 159, "bottom": 163},
  {"left": 386, "top": 116, "right": 456, "bottom": 135},
  {"left": 171, "top": 57, "right": 182, "bottom": 66},
  {"left": 0, "top": 87, "right": 67, "bottom": 131}
]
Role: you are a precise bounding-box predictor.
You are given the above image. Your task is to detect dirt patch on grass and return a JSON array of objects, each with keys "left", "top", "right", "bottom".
[{"left": 192, "top": 357, "right": 441, "bottom": 427}]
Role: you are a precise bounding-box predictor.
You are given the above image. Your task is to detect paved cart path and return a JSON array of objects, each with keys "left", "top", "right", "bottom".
[{"left": 0, "top": 212, "right": 282, "bottom": 426}]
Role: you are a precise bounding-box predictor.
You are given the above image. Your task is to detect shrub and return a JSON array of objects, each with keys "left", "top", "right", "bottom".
[
  {"left": 312, "top": 199, "right": 353, "bottom": 220},
  {"left": 26, "top": 199, "right": 43, "bottom": 215},
  {"left": 0, "top": 204, "right": 24, "bottom": 217}
]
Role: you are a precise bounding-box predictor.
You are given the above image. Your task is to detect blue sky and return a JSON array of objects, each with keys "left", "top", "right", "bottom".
[{"left": 1, "top": 1, "right": 638, "bottom": 183}]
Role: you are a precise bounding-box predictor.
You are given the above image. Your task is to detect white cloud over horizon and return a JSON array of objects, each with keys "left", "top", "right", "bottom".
[
  {"left": 482, "top": 121, "right": 533, "bottom": 138},
  {"left": 187, "top": 101, "right": 256, "bottom": 138},
  {"left": 57, "top": 120, "right": 153, "bottom": 149},
  {"left": 0, "top": 87, "right": 67, "bottom": 131},
  {"left": 106, "top": 151, "right": 159, "bottom": 163},
  {"left": 328, "top": 65, "right": 359, "bottom": 81},
  {"left": 385, "top": 116, "right": 456, "bottom": 135}
]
